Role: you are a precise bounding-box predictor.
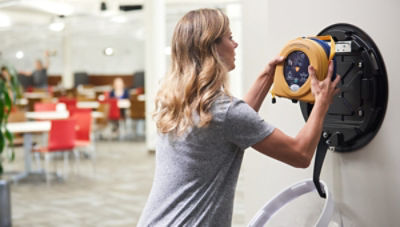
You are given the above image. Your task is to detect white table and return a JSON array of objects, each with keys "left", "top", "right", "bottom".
[
  {"left": 117, "top": 99, "right": 131, "bottom": 109},
  {"left": 91, "top": 111, "right": 104, "bottom": 119},
  {"left": 7, "top": 121, "right": 51, "bottom": 182},
  {"left": 16, "top": 98, "right": 28, "bottom": 105},
  {"left": 7, "top": 121, "right": 51, "bottom": 133},
  {"left": 26, "top": 110, "right": 103, "bottom": 121},
  {"left": 23, "top": 92, "right": 49, "bottom": 99},
  {"left": 137, "top": 94, "right": 145, "bottom": 101},
  {"left": 77, "top": 101, "right": 99, "bottom": 109},
  {"left": 93, "top": 85, "right": 112, "bottom": 92},
  {"left": 25, "top": 111, "right": 70, "bottom": 120},
  {"left": 77, "top": 99, "right": 131, "bottom": 109}
]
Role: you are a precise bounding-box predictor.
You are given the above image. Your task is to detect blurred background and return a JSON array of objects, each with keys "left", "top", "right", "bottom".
[{"left": 0, "top": 0, "right": 244, "bottom": 226}]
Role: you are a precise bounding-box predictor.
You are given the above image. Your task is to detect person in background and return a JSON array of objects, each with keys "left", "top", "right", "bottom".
[
  {"left": 1, "top": 65, "right": 20, "bottom": 101},
  {"left": 109, "top": 77, "right": 129, "bottom": 135},
  {"left": 109, "top": 77, "right": 129, "bottom": 99},
  {"left": 137, "top": 8, "right": 340, "bottom": 226},
  {"left": 1, "top": 66, "right": 10, "bottom": 82},
  {"left": 19, "top": 51, "right": 49, "bottom": 89}
]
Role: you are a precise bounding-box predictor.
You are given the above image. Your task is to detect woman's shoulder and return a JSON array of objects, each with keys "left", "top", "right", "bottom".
[
  {"left": 211, "top": 94, "right": 242, "bottom": 120},
  {"left": 213, "top": 93, "right": 242, "bottom": 107}
]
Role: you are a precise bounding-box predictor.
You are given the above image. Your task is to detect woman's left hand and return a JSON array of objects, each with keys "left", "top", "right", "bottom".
[
  {"left": 260, "top": 56, "right": 285, "bottom": 84},
  {"left": 244, "top": 56, "right": 285, "bottom": 111}
]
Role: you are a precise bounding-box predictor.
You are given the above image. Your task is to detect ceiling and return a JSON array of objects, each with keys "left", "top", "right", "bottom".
[
  {"left": 0, "top": 0, "right": 239, "bottom": 63},
  {"left": 0, "top": 0, "right": 238, "bottom": 37},
  {"left": 0, "top": 0, "right": 238, "bottom": 25}
]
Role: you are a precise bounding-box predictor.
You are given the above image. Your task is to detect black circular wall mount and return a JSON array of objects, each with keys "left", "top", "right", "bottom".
[{"left": 300, "top": 23, "right": 388, "bottom": 152}]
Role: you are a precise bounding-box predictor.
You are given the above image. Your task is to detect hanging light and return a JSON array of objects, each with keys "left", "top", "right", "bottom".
[{"left": 49, "top": 15, "right": 65, "bottom": 32}]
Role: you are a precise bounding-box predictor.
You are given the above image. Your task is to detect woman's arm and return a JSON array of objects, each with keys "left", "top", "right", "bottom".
[
  {"left": 243, "top": 56, "right": 284, "bottom": 112},
  {"left": 43, "top": 51, "right": 50, "bottom": 70},
  {"left": 252, "top": 61, "right": 340, "bottom": 168},
  {"left": 18, "top": 71, "right": 32, "bottom": 77}
]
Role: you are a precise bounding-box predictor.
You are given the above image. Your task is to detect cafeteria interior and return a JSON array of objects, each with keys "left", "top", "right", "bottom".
[{"left": 0, "top": 1, "right": 245, "bottom": 226}]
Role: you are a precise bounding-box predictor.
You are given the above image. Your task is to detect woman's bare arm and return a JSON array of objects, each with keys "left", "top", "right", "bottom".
[
  {"left": 243, "top": 56, "right": 284, "bottom": 112},
  {"left": 252, "top": 61, "right": 340, "bottom": 168}
]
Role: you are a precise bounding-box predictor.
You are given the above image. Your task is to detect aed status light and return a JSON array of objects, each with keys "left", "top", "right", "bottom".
[{"left": 271, "top": 36, "right": 336, "bottom": 104}]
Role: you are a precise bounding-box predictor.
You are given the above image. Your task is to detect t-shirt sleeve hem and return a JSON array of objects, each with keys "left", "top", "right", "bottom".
[{"left": 239, "top": 126, "right": 275, "bottom": 151}]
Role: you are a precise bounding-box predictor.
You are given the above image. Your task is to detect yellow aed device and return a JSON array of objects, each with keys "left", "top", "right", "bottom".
[{"left": 271, "top": 35, "right": 336, "bottom": 103}]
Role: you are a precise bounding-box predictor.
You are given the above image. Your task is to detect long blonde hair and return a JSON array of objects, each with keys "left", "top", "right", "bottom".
[{"left": 154, "top": 8, "right": 231, "bottom": 136}]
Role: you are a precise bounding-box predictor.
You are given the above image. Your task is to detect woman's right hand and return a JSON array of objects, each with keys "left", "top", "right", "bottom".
[
  {"left": 253, "top": 61, "right": 341, "bottom": 168},
  {"left": 309, "top": 61, "right": 341, "bottom": 111}
]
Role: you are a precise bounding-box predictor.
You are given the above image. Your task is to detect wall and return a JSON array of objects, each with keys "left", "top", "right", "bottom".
[{"left": 242, "top": 0, "right": 400, "bottom": 226}]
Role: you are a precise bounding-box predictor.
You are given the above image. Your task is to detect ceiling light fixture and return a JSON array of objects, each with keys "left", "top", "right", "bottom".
[
  {"left": 103, "top": 47, "right": 114, "bottom": 56},
  {"left": 49, "top": 15, "right": 65, "bottom": 32},
  {"left": 0, "top": 13, "right": 11, "bottom": 27},
  {"left": 16, "top": 51, "right": 24, "bottom": 59}
]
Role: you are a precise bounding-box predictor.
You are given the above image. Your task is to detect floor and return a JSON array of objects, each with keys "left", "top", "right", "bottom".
[{"left": 3, "top": 140, "right": 246, "bottom": 227}]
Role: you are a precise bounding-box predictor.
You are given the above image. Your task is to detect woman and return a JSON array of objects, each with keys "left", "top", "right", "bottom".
[
  {"left": 19, "top": 51, "right": 49, "bottom": 89},
  {"left": 138, "top": 8, "right": 340, "bottom": 226}
]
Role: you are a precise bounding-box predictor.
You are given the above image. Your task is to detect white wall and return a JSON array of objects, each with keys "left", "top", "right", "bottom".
[{"left": 242, "top": 0, "right": 400, "bottom": 226}]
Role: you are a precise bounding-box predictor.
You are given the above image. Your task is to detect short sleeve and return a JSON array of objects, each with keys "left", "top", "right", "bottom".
[{"left": 223, "top": 99, "right": 275, "bottom": 150}]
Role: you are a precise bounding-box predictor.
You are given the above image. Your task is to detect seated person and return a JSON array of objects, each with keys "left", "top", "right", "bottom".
[
  {"left": 109, "top": 77, "right": 129, "bottom": 99},
  {"left": 109, "top": 78, "right": 129, "bottom": 134}
]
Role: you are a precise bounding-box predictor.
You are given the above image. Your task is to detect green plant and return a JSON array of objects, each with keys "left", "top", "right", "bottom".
[{"left": 0, "top": 64, "right": 22, "bottom": 175}]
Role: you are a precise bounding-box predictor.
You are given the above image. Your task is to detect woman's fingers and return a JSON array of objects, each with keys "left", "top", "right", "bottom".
[
  {"left": 267, "top": 56, "right": 285, "bottom": 72},
  {"left": 308, "top": 65, "right": 318, "bottom": 84},
  {"left": 261, "top": 56, "right": 285, "bottom": 78},
  {"left": 331, "top": 74, "right": 341, "bottom": 89},
  {"left": 309, "top": 62, "right": 342, "bottom": 102},
  {"left": 270, "top": 55, "right": 285, "bottom": 66},
  {"left": 334, "top": 87, "right": 341, "bottom": 96},
  {"left": 325, "top": 60, "right": 334, "bottom": 81}
]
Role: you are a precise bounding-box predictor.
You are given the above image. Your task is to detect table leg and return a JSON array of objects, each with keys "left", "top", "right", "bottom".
[{"left": 12, "top": 133, "right": 34, "bottom": 183}]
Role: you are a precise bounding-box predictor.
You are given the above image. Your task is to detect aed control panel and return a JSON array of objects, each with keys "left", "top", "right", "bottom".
[{"left": 284, "top": 51, "right": 310, "bottom": 92}]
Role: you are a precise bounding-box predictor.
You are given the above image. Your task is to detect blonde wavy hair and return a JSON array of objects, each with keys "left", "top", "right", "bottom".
[{"left": 154, "top": 8, "right": 231, "bottom": 136}]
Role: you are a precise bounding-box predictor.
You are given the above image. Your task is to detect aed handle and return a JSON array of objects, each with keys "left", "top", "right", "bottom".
[
  {"left": 313, "top": 35, "right": 336, "bottom": 61},
  {"left": 313, "top": 35, "right": 337, "bottom": 82},
  {"left": 313, "top": 133, "right": 329, "bottom": 198}
]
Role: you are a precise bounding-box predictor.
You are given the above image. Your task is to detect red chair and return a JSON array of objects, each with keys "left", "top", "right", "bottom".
[
  {"left": 34, "top": 102, "right": 57, "bottom": 112},
  {"left": 71, "top": 109, "right": 96, "bottom": 171},
  {"left": 58, "top": 97, "right": 77, "bottom": 112},
  {"left": 108, "top": 98, "right": 126, "bottom": 139},
  {"left": 108, "top": 98, "right": 120, "bottom": 120},
  {"left": 32, "top": 119, "right": 76, "bottom": 183},
  {"left": 72, "top": 109, "right": 92, "bottom": 144}
]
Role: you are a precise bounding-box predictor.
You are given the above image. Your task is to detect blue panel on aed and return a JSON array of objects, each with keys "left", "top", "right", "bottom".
[
  {"left": 284, "top": 51, "right": 310, "bottom": 92},
  {"left": 310, "top": 38, "right": 337, "bottom": 81}
]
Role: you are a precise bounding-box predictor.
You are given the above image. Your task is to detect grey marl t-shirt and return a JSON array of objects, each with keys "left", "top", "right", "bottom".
[
  {"left": 32, "top": 68, "right": 48, "bottom": 88},
  {"left": 138, "top": 95, "right": 275, "bottom": 227}
]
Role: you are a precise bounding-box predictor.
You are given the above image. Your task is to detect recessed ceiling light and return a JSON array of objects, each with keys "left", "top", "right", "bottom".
[
  {"left": 0, "top": 13, "right": 11, "bottom": 27},
  {"left": 104, "top": 48, "right": 114, "bottom": 56},
  {"left": 16, "top": 51, "right": 24, "bottom": 59}
]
